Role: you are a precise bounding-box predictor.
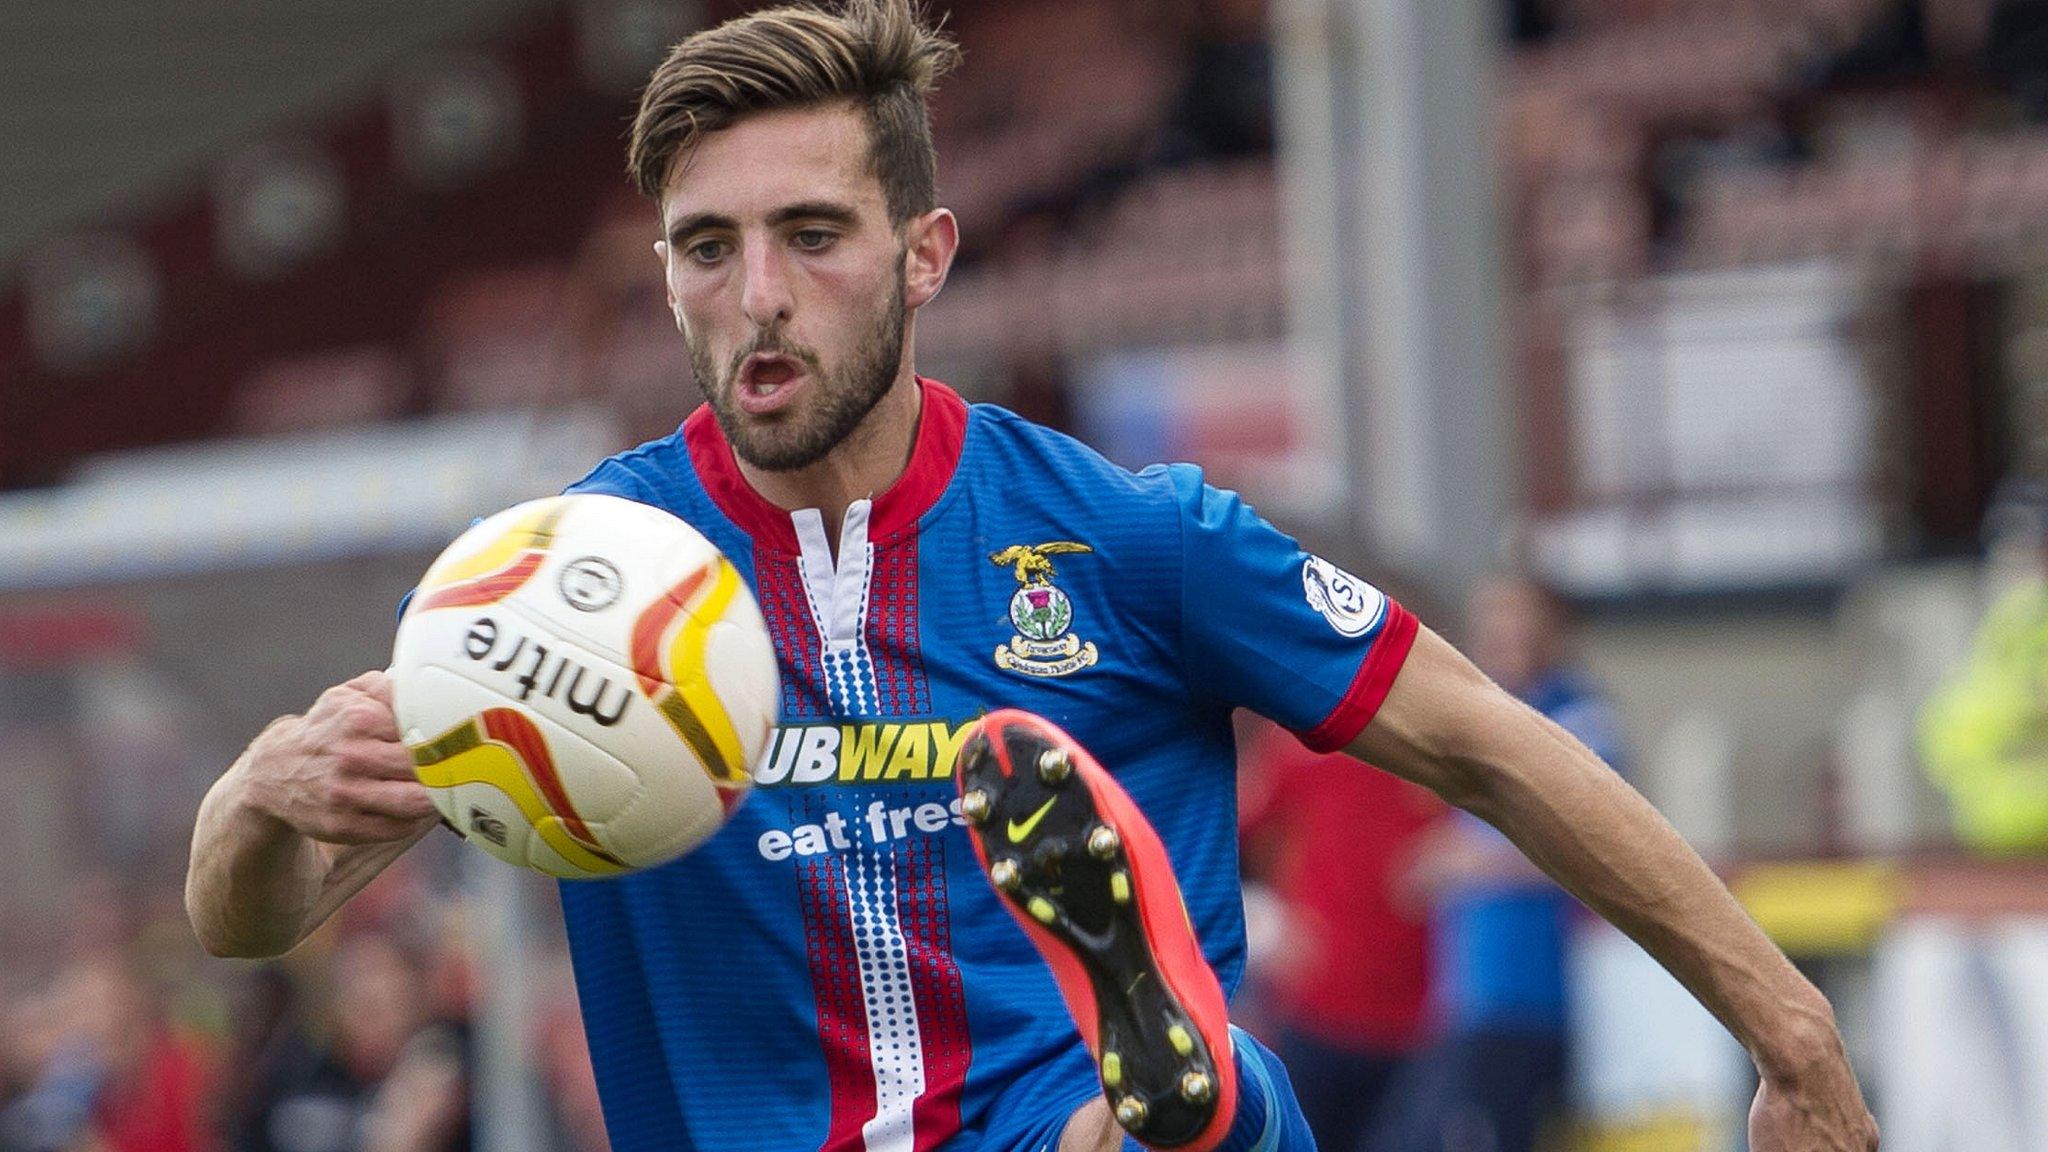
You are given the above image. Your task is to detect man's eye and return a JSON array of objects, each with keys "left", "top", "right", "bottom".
[
  {"left": 686, "top": 239, "right": 728, "bottom": 263},
  {"left": 792, "top": 229, "right": 835, "bottom": 250}
]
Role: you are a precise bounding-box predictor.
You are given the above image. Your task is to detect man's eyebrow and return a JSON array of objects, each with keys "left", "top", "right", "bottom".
[
  {"left": 666, "top": 212, "right": 735, "bottom": 245},
  {"left": 767, "top": 201, "right": 861, "bottom": 228}
]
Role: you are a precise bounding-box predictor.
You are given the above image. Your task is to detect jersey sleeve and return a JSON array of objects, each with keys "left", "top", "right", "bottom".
[
  {"left": 564, "top": 457, "right": 651, "bottom": 501},
  {"left": 1166, "top": 465, "right": 1418, "bottom": 752}
]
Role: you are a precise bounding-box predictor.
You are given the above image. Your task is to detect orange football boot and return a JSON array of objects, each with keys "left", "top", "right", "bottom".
[{"left": 956, "top": 709, "right": 1237, "bottom": 1150}]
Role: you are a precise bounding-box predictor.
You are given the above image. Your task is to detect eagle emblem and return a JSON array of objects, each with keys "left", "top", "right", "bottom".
[
  {"left": 988, "top": 541, "right": 1093, "bottom": 587},
  {"left": 988, "top": 541, "right": 1098, "bottom": 677}
]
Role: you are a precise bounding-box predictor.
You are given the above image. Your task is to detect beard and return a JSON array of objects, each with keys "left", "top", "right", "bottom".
[{"left": 689, "top": 267, "right": 908, "bottom": 473}]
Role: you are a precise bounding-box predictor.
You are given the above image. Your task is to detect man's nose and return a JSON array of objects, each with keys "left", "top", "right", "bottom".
[{"left": 740, "top": 243, "right": 794, "bottom": 328}]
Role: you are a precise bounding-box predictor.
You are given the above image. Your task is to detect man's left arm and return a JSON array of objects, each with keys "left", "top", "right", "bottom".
[{"left": 1348, "top": 624, "right": 1878, "bottom": 1151}]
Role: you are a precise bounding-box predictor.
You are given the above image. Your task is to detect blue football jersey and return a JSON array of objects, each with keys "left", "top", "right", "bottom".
[{"left": 557, "top": 380, "right": 1416, "bottom": 1152}]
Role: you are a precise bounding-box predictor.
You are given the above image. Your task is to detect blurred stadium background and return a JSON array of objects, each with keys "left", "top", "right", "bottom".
[{"left": 1, "top": 0, "right": 2045, "bottom": 1149}]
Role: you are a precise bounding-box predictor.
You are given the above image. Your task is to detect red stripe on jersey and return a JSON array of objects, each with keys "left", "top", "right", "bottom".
[
  {"left": 798, "top": 855, "right": 879, "bottom": 1152},
  {"left": 1299, "top": 601, "right": 1420, "bottom": 753},
  {"left": 753, "top": 551, "right": 832, "bottom": 720},
  {"left": 868, "top": 380, "right": 968, "bottom": 541},
  {"left": 798, "top": 840, "right": 973, "bottom": 1152},
  {"left": 866, "top": 536, "right": 930, "bottom": 718},
  {"left": 902, "top": 836, "right": 970, "bottom": 1151}
]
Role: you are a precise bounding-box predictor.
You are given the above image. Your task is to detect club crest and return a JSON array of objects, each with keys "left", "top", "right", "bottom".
[{"left": 990, "top": 541, "right": 1099, "bottom": 678}]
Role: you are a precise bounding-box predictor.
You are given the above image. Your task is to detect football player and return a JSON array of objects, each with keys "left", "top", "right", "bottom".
[{"left": 189, "top": 4, "right": 1878, "bottom": 1150}]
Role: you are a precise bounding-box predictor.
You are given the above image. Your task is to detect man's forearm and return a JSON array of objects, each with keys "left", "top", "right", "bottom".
[
  {"left": 187, "top": 684, "right": 440, "bottom": 959},
  {"left": 1354, "top": 626, "right": 1872, "bottom": 1145},
  {"left": 1351, "top": 627, "right": 1843, "bottom": 1079},
  {"left": 186, "top": 756, "right": 326, "bottom": 958},
  {"left": 1457, "top": 705, "right": 1839, "bottom": 1080}
]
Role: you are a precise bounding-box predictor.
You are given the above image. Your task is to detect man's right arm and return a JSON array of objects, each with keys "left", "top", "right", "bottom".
[
  {"left": 1349, "top": 626, "right": 1877, "bottom": 1151},
  {"left": 186, "top": 670, "right": 441, "bottom": 959}
]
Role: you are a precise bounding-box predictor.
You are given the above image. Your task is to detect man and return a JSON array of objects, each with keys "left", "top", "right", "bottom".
[
  {"left": 229, "top": 935, "right": 467, "bottom": 1152},
  {"left": 187, "top": 3, "right": 1879, "bottom": 1150},
  {"left": 1237, "top": 716, "right": 1442, "bottom": 1150},
  {"left": 1920, "top": 479, "right": 2048, "bottom": 852},
  {"left": 1376, "top": 574, "right": 1624, "bottom": 1152}
]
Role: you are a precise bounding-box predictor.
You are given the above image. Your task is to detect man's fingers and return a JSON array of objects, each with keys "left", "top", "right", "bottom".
[
  {"left": 313, "top": 677, "right": 401, "bottom": 742},
  {"left": 348, "top": 669, "right": 396, "bottom": 706},
  {"left": 349, "top": 777, "right": 441, "bottom": 824},
  {"left": 334, "top": 694, "right": 402, "bottom": 743},
  {"left": 345, "top": 739, "right": 423, "bottom": 782},
  {"left": 302, "top": 801, "right": 436, "bottom": 845}
]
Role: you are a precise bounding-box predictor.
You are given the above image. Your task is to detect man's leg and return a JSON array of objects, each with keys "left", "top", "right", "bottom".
[
  {"left": 1270, "top": 1027, "right": 1404, "bottom": 1150},
  {"left": 1357, "top": 1041, "right": 1458, "bottom": 1152},
  {"left": 958, "top": 710, "right": 1312, "bottom": 1151},
  {"left": 1058, "top": 1099, "right": 1125, "bottom": 1152},
  {"left": 1453, "top": 1030, "right": 1565, "bottom": 1152}
]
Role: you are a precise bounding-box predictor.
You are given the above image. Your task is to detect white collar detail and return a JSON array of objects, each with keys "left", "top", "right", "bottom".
[{"left": 791, "top": 500, "right": 874, "bottom": 654}]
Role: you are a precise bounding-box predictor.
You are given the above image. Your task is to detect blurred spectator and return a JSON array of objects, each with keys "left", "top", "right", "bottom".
[
  {"left": 1919, "top": 479, "right": 2048, "bottom": 852},
  {"left": 1505, "top": 0, "right": 1559, "bottom": 45},
  {"left": 532, "top": 955, "right": 607, "bottom": 1152},
  {"left": 1802, "top": 0, "right": 1932, "bottom": 88},
  {"left": 1156, "top": 0, "right": 1274, "bottom": 164},
  {"left": 228, "top": 935, "right": 467, "bottom": 1152},
  {"left": 1002, "top": 354, "right": 1077, "bottom": 434},
  {"left": 216, "top": 967, "right": 299, "bottom": 1140},
  {"left": 1238, "top": 717, "right": 1445, "bottom": 1152},
  {"left": 0, "top": 953, "right": 215, "bottom": 1152},
  {"left": 1369, "top": 573, "right": 1627, "bottom": 1152},
  {"left": 1987, "top": 0, "right": 2048, "bottom": 121}
]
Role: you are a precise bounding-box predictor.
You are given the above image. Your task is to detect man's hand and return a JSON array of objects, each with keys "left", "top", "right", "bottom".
[
  {"left": 188, "top": 670, "right": 439, "bottom": 958},
  {"left": 240, "top": 671, "right": 440, "bottom": 844},
  {"left": 1750, "top": 1059, "right": 1880, "bottom": 1151}
]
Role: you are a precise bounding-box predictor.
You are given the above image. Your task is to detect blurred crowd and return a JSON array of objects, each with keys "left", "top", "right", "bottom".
[
  {"left": 1233, "top": 477, "right": 2048, "bottom": 1152},
  {"left": 1, "top": 527, "right": 2037, "bottom": 1152},
  {"left": 0, "top": 859, "right": 604, "bottom": 1152},
  {"left": 1237, "top": 572, "right": 1629, "bottom": 1152}
]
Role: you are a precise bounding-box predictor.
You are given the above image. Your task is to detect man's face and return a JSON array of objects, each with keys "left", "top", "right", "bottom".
[{"left": 657, "top": 103, "right": 910, "bottom": 472}]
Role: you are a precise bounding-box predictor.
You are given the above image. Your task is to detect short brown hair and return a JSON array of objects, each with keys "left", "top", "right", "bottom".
[{"left": 628, "top": 0, "right": 961, "bottom": 224}]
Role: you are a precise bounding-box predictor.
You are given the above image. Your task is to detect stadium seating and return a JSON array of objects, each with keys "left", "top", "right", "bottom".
[
  {"left": 233, "top": 343, "right": 409, "bottom": 435},
  {"left": 0, "top": 0, "right": 556, "bottom": 268},
  {"left": 9, "top": 0, "right": 2048, "bottom": 495}
]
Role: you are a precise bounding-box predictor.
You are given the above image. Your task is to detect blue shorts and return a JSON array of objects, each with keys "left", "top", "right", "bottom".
[{"left": 978, "top": 1026, "right": 1318, "bottom": 1152}]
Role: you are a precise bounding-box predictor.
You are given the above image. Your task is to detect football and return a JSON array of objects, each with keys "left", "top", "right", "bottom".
[{"left": 390, "top": 493, "right": 779, "bottom": 878}]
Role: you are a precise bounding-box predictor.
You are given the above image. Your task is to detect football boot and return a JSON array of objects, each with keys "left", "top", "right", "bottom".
[{"left": 955, "top": 709, "right": 1237, "bottom": 1151}]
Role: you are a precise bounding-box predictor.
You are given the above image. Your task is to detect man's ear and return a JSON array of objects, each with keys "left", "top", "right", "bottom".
[
  {"left": 654, "top": 240, "right": 678, "bottom": 315},
  {"left": 902, "top": 208, "right": 959, "bottom": 311}
]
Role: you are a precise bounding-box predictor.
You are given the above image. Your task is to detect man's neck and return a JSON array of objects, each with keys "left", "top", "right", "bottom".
[{"left": 736, "top": 370, "right": 923, "bottom": 546}]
